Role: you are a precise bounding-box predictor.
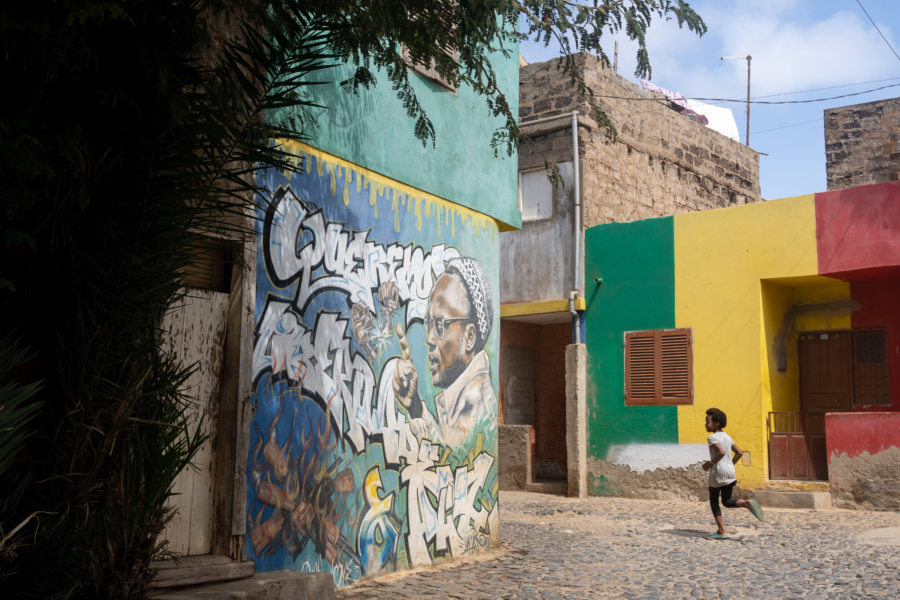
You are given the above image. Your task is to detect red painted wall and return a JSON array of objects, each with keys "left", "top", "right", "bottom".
[
  {"left": 826, "top": 412, "right": 900, "bottom": 462},
  {"left": 850, "top": 278, "right": 900, "bottom": 411},
  {"left": 816, "top": 181, "right": 900, "bottom": 280}
]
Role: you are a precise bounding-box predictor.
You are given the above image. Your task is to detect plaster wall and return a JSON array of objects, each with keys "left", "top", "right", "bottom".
[
  {"left": 499, "top": 162, "right": 575, "bottom": 303},
  {"left": 815, "top": 182, "right": 900, "bottom": 277},
  {"left": 584, "top": 184, "right": 900, "bottom": 500},
  {"left": 280, "top": 47, "right": 520, "bottom": 228},
  {"left": 826, "top": 412, "right": 900, "bottom": 510},
  {"left": 673, "top": 196, "right": 821, "bottom": 488},
  {"left": 583, "top": 216, "right": 678, "bottom": 472}
]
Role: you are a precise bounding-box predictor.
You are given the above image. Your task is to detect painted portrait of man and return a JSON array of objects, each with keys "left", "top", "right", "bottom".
[{"left": 392, "top": 257, "right": 497, "bottom": 448}]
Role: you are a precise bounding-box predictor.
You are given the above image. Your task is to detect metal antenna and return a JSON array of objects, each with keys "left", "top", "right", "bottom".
[{"left": 722, "top": 55, "right": 752, "bottom": 146}]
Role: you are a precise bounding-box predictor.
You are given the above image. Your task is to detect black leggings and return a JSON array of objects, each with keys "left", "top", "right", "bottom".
[{"left": 709, "top": 482, "right": 739, "bottom": 517}]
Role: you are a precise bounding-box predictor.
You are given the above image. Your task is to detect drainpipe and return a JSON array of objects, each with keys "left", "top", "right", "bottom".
[
  {"left": 518, "top": 111, "right": 583, "bottom": 343},
  {"left": 571, "top": 111, "right": 582, "bottom": 344},
  {"left": 569, "top": 290, "right": 579, "bottom": 342}
]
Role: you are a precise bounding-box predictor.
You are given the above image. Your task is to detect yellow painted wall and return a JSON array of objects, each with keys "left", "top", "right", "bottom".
[
  {"left": 673, "top": 195, "right": 821, "bottom": 487},
  {"left": 761, "top": 280, "right": 851, "bottom": 414},
  {"left": 761, "top": 281, "right": 795, "bottom": 414}
]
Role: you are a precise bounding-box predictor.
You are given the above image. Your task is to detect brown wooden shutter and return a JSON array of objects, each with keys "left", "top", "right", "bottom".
[
  {"left": 625, "top": 331, "right": 657, "bottom": 405},
  {"left": 401, "top": 43, "right": 458, "bottom": 93},
  {"left": 660, "top": 329, "right": 692, "bottom": 404},
  {"left": 852, "top": 329, "right": 890, "bottom": 406},
  {"left": 625, "top": 328, "right": 693, "bottom": 406}
]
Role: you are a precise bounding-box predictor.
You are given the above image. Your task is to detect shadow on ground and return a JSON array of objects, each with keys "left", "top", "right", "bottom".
[{"left": 662, "top": 528, "right": 730, "bottom": 539}]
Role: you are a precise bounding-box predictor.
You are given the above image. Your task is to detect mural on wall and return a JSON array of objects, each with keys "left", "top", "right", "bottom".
[{"left": 246, "top": 142, "right": 500, "bottom": 586}]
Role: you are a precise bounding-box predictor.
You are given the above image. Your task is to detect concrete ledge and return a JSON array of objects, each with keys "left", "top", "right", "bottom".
[
  {"left": 150, "top": 571, "right": 334, "bottom": 600},
  {"left": 754, "top": 490, "right": 832, "bottom": 510},
  {"left": 523, "top": 480, "right": 568, "bottom": 495}
]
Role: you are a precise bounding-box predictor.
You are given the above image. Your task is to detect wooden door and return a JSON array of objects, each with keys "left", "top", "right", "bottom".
[
  {"left": 798, "top": 331, "right": 852, "bottom": 480},
  {"left": 160, "top": 289, "right": 230, "bottom": 555}
]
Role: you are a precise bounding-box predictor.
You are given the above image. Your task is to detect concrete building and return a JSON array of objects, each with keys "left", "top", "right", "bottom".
[
  {"left": 498, "top": 53, "right": 760, "bottom": 497},
  {"left": 583, "top": 181, "right": 900, "bottom": 511},
  {"left": 154, "top": 36, "right": 520, "bottom": 592},
  {"left": 565, "top": 96, "right": 900, "bottom": 512}
]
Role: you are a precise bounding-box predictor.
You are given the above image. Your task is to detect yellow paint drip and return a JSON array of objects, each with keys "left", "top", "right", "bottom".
[
  {"left": 414, "top": 197, "right": 423, "bottom": 231},
  {"left": 273, "top": 139, "right": 501, "bottom": 240},
  {"left": 342, "top": 170, "right": 350, "bottom": 206},
  {"left": 391, "top": 191, "right": 400, "bottom": 233}
]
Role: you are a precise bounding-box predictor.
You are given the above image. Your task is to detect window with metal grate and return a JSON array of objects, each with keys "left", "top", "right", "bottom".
[
  {"left": 625, "top": 328, "right": 693, "bottom": 405},
  {"left": 852, "top": 328, "right": 891, "bottom": 406}
]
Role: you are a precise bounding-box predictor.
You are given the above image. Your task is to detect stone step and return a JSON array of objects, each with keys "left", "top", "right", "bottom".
[
  {"left": 149, "top": 571, "right": 334, "bottom": 600},
  {"left": 523, "top": 479, "right": 568, "bottom": 495},
  {"left": 753, "top": 489, "right": 833, "bottom": 510}
]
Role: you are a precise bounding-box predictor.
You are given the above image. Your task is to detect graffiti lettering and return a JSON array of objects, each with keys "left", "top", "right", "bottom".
[
  {"left": 264, "top": 188, "right": 457, "bottom": 317},
  {"left": 249, "top": 165, "right": 499, "bottom": 585},
  {"left": 402, "top": 451, "right": 496, "bottom": 564}
]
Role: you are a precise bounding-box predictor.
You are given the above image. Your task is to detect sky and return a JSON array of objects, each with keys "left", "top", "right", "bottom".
[{"left": 518, "top": 0, "right": 900, "bottom": 201}]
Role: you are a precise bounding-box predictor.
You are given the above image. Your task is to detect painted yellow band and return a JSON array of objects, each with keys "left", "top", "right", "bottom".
[
  {"left": 500, "top": 298, "right": 586, "bottom": 317},
  {"left": 275, "top": 139, "right": 505, "bottom": 235}
]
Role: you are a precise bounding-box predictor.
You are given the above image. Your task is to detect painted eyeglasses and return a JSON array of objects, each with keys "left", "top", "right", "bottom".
[{"left": 423, "top": 315, "right": 469, "bottom": 338}]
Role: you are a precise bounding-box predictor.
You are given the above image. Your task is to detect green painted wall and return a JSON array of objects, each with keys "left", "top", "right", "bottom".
[
  {"left": 276, "top": 44, "right": 520, "bottom": 229},
  {"left": 584, "top": 217, "right": 679, "bottom": 462}
]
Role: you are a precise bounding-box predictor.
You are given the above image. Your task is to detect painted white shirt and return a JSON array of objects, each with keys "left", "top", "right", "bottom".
[{"left": 421, "top": 350, "right": 496, "bottom": 448}]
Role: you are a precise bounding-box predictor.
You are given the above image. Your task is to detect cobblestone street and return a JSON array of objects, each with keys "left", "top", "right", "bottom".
[{"left": 337, "top": 490, "right": 900, "bottom": 600}]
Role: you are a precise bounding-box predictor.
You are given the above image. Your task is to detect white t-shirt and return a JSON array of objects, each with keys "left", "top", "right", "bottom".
[{"left": 707, "top": 431, "right": 737, "bottom": 487}]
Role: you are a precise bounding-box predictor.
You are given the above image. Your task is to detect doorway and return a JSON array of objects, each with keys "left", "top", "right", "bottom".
[
  {"left": 500, "top": 319, "right": 570, "bottom": 484},
  {"left": 798, "top": 331, "right": 852, "bottom": 479},
  {"left": 769, "top": 329, "right": 890, "bottom": 481}
]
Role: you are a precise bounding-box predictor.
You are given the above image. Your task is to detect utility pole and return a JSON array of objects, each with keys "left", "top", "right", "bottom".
[{"left": 722, "top": 55, "right": 751, "bottom": 146}]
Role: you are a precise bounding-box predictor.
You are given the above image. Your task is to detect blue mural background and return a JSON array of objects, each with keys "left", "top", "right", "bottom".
[{"left": 246, "top": 143, "right": 501, "bottom": 586}]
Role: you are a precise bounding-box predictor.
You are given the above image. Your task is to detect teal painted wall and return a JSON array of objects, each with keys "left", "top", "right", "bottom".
[
  {"left": 278, "top": 44, "right": 520, "bottom": 229},
  {"left": 584, "top": 217, "right": 679, "bottom": 464}
]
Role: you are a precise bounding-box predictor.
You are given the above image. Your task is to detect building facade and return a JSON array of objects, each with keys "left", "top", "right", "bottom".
[
  {"left": 155, "top": 34, "right": 520, "bottom": 591},
  {"left": 583, "top": 181, "right": 900, "bottom": 510},
  {"left": 499, "top": 53, "right": 760, "bottom": 495}
]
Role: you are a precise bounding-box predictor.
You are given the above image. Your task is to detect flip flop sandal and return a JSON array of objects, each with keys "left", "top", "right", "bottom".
[
  {"left": 749, "top": 498, "right": 766, "bottom": 522},
  {"left": 709, "top": 533, "right": 731, "bottom": 540}
]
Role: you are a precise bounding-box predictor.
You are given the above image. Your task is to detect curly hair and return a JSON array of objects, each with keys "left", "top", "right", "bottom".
[{"left": 706, "top": 407, "right": 727, "bottom": 429}]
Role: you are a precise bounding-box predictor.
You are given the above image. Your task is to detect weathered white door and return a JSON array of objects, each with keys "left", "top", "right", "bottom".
[{"left": 160, "top": 289, "right": 229, "bottom": 555}]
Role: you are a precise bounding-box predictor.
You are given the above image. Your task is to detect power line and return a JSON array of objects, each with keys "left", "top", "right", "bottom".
[
  {"left": 751, "top": 76, "right": 900, "bottom": 100},
  {"left": 753, "top": 118, "right": 821, "bottom": 136},
  {"left": 855, "top": 0, "right": 900, "bottom": 62},
  {"left": 539, "top": 79, "right": 900, "bottom": 107},
  {"left": 690, "top": 82, "right": 900, "bottom": 105}
]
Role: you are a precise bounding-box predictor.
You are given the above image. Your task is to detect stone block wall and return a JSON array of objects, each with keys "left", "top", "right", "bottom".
[
  {"left": 824, "top": 97, "right": 900, "bottom": 191},
  {"left": 519, "top": 53, "right": 760, "bottom": 227},
  {"left": 498, "top": 424, "right": 532, "bottom": 490}
]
